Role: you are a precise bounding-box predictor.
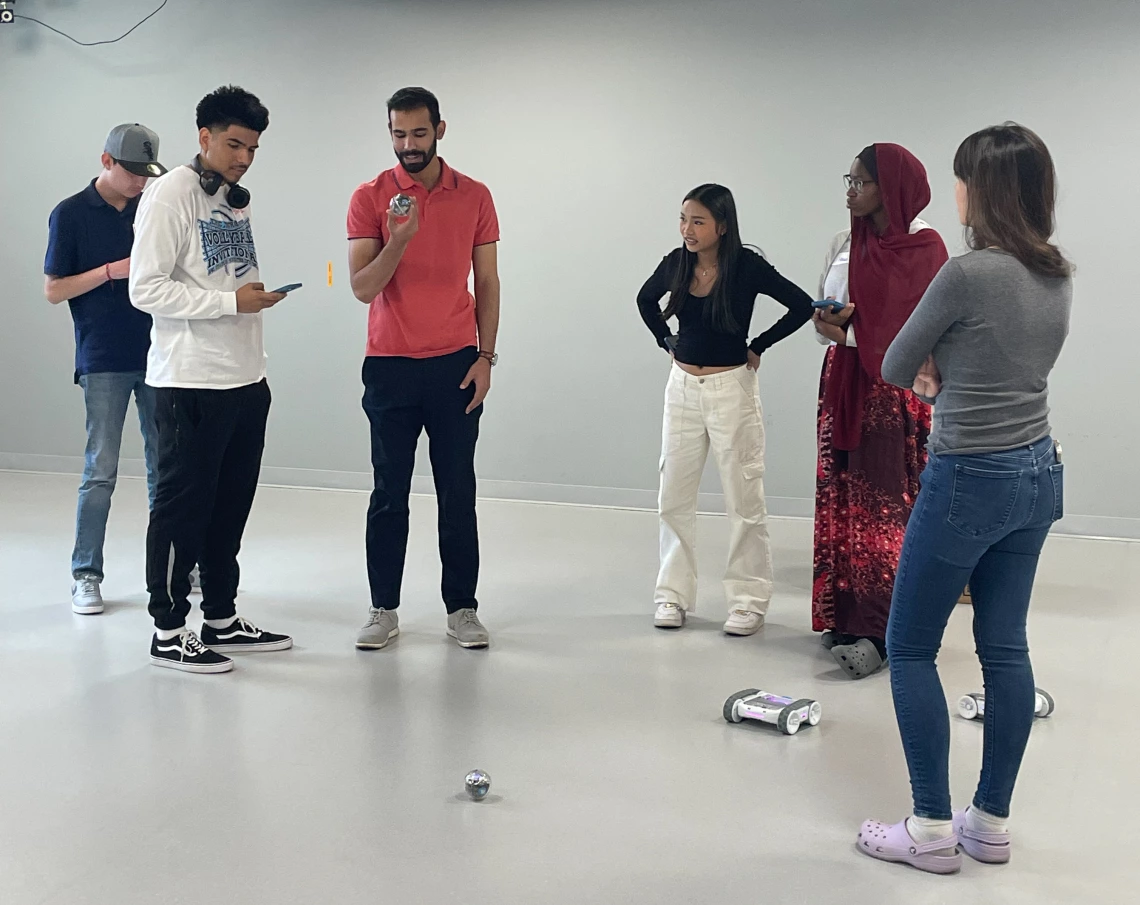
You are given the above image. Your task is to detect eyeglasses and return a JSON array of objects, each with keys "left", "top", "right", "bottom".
[{"left": 844, "top": 175, "right": 876, "bottom": 193}]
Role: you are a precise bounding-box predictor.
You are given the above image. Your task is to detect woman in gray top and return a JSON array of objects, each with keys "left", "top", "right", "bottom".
[{"left": 857, "top": 123, "right": 1072, "bottom": 875}]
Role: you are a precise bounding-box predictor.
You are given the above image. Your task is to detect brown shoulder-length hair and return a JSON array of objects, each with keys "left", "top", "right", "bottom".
[{"left": 953, "top": 122, "right": 1072, "bottom": 279}]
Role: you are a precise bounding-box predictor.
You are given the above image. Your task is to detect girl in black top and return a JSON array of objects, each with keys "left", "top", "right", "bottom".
[{"left": 637, "top": 184, "right": 813, "bottom": 635}]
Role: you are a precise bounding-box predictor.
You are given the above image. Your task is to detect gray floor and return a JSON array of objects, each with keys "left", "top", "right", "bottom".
[{"left": 1, "top": 470, "right": 1135, "bottom": 904}]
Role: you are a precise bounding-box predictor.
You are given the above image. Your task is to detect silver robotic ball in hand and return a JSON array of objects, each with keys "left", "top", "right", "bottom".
[
  {"left": 464, "top": 769, "right": 491, "bottom": 801},
  {"left": 390, "top": 193, "right": 413, "bottom": 217}
]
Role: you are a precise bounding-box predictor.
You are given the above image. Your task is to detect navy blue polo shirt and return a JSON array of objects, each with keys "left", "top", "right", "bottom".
[{"left": 44, "top": 179, "right": 152, "bottom": 379}]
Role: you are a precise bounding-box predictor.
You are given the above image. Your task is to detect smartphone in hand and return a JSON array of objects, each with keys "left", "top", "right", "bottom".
[{"left": 271, "top": 283, "right": 302, "bottom": 294}]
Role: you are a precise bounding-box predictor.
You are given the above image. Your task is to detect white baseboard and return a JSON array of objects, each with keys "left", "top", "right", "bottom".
[
  {"left": 2, "top": 452, "right": 1135, "bottom": 539},
  {"left": 256, "top": 464, "right": 816, "bottom": 518},
  {"left": 1049, "top": 515, "right": 1140, "bottom": 541}
]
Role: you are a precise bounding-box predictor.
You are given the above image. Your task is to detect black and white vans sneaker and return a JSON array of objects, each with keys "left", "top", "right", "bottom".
[
  {"left": 200, "top": 617, "right": 293, "bottom": 653},
  {"left": 151, "top": 630, "right": 233, "bottom": 674}
]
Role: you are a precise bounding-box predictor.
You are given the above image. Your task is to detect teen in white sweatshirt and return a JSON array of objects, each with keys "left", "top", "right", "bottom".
[{"left": 129, "top": 85, "right": 292, "bottom": 674}]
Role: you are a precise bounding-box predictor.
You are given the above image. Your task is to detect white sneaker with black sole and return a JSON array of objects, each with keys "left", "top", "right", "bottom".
[
  {"left": 71, "top": 576, "right": 104, "bottom": 615},
  {"left": 150, "top": 629, "right": 233, "bottom": 674},
  {"left": 200, "top": 617, "right": 293, "bottom": 652}
]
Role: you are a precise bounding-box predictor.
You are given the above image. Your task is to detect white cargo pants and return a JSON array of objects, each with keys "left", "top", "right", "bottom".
[{"left": 655, "top": 363, "right": 774, "bottom": 615}]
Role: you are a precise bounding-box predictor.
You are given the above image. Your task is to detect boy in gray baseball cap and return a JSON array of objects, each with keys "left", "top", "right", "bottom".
[
  {"left": 104, "top": 123, "right": 168, "bottom": 178},
  {"left": 43, "top": 122, "right": 167, "bottom": 614}
]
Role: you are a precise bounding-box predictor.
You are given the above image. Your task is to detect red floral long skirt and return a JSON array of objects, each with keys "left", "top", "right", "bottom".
[{"left": 812, "top": 346, "right": 931, "bottom": 640}]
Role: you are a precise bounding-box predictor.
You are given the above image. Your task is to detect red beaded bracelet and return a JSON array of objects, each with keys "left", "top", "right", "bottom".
[{"left": 105, "top": 263, "right": 112, "bottom": 282}]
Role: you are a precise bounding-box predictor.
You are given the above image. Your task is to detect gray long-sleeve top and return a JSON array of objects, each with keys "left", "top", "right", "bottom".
[{"left": 881, "top": 249, "right": 1072, "bottom": 455}]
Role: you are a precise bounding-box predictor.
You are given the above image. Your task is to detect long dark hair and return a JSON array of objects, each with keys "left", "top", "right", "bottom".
[
  {"left": 662, "top": 184, "right": 744, "bottom": 332},
  {"left": 953, "top": 122, "right": 1071, "bottom": 278}
]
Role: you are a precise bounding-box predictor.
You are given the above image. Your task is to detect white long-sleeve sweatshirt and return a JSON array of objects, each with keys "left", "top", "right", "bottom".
[{"left": 129, "top": 165, "right": 265, "bottom": 389}]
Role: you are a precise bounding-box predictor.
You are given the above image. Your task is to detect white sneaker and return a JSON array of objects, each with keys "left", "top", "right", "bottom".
[
  {"left": 723, "top": 609, "right": 764, "bottom": 636},
  {"left": 654, "top": 603, "right": 685, "bottom": 629},
  {"left": 71, "top": 576, "right": 104, "bottom": 615}
]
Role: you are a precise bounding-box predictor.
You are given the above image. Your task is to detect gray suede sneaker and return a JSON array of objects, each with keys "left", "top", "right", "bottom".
[
  {"left": 356, "top": 608, "right": 400, "bottom": 650},
  {"left": 71, "top": 575, "right": 104, "bottom": 615},
  {"left": 446, "top": 609, "right": 489, "bottom": 649}
]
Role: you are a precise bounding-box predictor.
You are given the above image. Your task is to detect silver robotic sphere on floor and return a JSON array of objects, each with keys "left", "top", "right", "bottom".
[
  {"left": 464, "top": 769, "right": 491, "bottom": 801},
  {"left": 390, "top": 193, "right": 413, "bottom": 217}
]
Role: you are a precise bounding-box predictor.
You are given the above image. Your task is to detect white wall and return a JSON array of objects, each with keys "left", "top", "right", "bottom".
[{"left": 2, "top": 0, "right": 1137, "bottom": 535}]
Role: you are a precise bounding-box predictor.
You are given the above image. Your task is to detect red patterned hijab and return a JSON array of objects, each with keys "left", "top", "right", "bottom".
[{"left": 824, "top": 143, "right": 948, "bottom": 450}]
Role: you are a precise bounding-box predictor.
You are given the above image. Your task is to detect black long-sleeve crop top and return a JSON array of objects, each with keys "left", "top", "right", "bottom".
[{"left": 636, "top": 247, "right": 814, "bottom": 367}]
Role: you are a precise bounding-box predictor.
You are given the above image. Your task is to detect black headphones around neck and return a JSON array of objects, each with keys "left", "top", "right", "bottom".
[{"left": 190, "top": 155, "right": 251, "bottom": 210}]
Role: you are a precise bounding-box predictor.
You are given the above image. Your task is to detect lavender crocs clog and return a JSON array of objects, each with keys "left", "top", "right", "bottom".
[
  {"left": 857, "top": 819, "right": 962, "bottom": 874},
  {"left": 953, "top": 810, "right": 1011, "bottom": 864}
]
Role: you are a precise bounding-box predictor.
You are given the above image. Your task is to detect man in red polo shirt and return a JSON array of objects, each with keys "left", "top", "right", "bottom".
[{"left": 347, "top": 87, "right": 501, "bottom": 651}]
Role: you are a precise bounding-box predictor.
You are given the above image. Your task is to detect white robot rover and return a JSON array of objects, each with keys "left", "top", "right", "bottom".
[
  {"left": 957, "top": 687, "right": 1055, "bottom": 721},
  {"left": 723, "top": 689, "right": 822, "bottom": 736}
]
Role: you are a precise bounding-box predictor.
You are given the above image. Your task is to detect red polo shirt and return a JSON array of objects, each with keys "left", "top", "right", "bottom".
[{"left": 347, "top": 159, "right": 499, "bottom": 358}]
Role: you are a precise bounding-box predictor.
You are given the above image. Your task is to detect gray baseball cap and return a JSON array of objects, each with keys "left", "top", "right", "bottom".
[{"left": 104, "top": 123, "right": 168, "bottom": 178}]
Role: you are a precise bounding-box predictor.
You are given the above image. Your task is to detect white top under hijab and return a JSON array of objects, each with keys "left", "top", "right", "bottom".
[{"left": 813, "top": 219, "right": 934, "bottom": 347}]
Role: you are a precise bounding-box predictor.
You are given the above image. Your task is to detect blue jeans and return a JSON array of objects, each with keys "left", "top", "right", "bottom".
[
  {"left": 72, "top": 372, "right": 159, "bottom": 580},
  {"left": 886, "top": 436, "right": 1063, "bottom": 820}
]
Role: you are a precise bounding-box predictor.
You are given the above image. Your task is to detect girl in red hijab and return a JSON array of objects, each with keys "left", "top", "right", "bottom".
[{"left": 811, "top": 144, "right": 948, "bottom": 678}]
